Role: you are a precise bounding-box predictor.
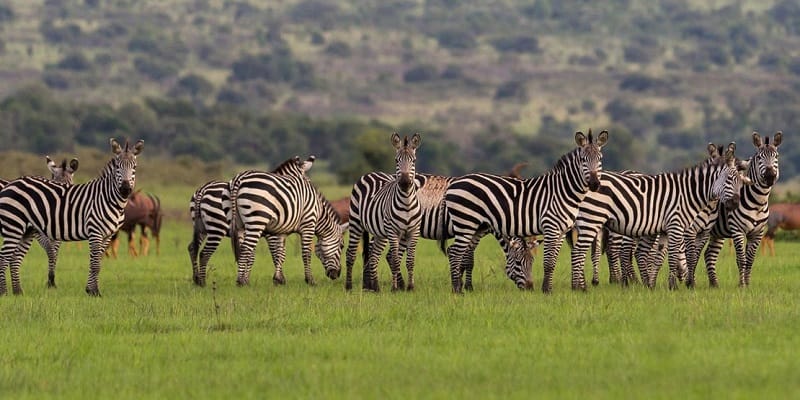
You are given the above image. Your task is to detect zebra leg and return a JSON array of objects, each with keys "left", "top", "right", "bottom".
[
  {"left": 37, "top": 235, "right": 62, "bottom": 288},
  {"left": 235, "top": 231, "right": 261, "bottom": 286},
  {"left": 619, "top": 236, "right": 637, "bottom": 286},
  {"left": 266, "top": 235, "right": 287, "bottom": 285},
  {"left": 743, "top": 235, "right": 762, "bottom": 287},
  {"left": 344, "top": 221, "right": 364, "bottom": 291},
  {"left": 568, "top": 226, "right": 601, "bottom": 292},
  {"left": 703, "top": 237, "right": 724, "bottom": 288},
  {"left": 605, "top": 233, "right": 622, "bottom": 284},
  {"left": 299, "top": 229, "right": 316, "bottom": 286},
  {"left": 590, "top": 236, "right": 601, "bottom": 286},
  {"left": 387, "top": 237, "right": 403, "bottom": 291},
  {"left": 9, "top": 234, "right": 35, "bottom": 295},
  {"left": 730, "top": 232, "right": 748, "bottom": 287},
  {"left": 196, "top": 233, "right": 222, "bottom": 287},
  {"left": 387, "top": 240, "right": 406, "bottom": 290},
  {"left": 404, "top": 233, "right": 420, "bottom": 291},
  {"left": 364, "top": 238, "right": 386, "bottom": 292},
  {"left": 665, "top": 231, "right": 688, "bottom": 290},
  {"left": 447, "top": 235, "right": 473, "bottom": 293},
  {"left": 462, "top": 234, "right": 482, "bottom": 291},
  {"left": 188, "top": 231, "right": 206, "bottom": 286},
  {"left": 686, "top": 232, "right": 709, "bottom": 288},
  {"left": 85, "top": 236, "right": 111, "bottom": 296}
]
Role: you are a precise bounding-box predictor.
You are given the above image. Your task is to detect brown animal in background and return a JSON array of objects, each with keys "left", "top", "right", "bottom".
[
  {"left": 762, "top": 202, "right": 800, "bottom": 256},
  {"left": 108, "top": 191, "right": 163, "bottom": 258},
  {"left": 507, "top": 162, "right": 528, "bottom": 180},
  {"left": 329, "top": 196, "right": 350, "bottom": 231}
]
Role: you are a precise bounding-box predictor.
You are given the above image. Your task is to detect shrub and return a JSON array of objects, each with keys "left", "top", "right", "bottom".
[
  {"left": 403, "top": 64, "right": 438, "bottom": 83},
  {"left": 490, "top": 35, "right": 540, "bottom": 54},
  {"left": 56, "top": 52, "right": 92, "bottom": 71},
  {"left": 324, "top": 40, "right": 352, "bottom": 58},
  {"left": 494, "top": 80, "right": 528, "bottom": 101},
  {"left": 435, "top": 29, "right": 477, "bottom": 50},
  {"left": 133, "top": 57, "right": 179, "bottom": 81}
]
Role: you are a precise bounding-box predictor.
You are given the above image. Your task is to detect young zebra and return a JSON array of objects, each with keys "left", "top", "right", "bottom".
[
  {"left": 228, "top": 158, "right": 343, "bottom": 287},
  {"left": 570, "top": 142, "right": 742, "bottom": 291},
  {"left": 345, "top": 132, "right": 422, "bottom": 292},
  {"left": 345, "top": 171, "right": 535, "bottom": 292},
  {"left": 442, "top": 130, "right": 608, "bottom": 293},
  {"left": 188, "top": 156, "right": 316, "bottom": 286},
  {"left": 0, "top": 156, "right": 80, "bottom": 290},
  {"left": 688, "top": 131, "right": 782, "bottom": 288},
  {"left": 0, "top": 139, "right": 143, "bottom": 296}
]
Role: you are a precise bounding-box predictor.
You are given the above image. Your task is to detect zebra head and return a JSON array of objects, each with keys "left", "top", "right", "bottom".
[
  {"left": 316, "top": 198, "right": 345, "bottom": 280},
  {"left": 574, "top": 129, "right": 608, "bottom": 191},
  {"left": 505, "top": 236, "right": 536, "bottom": 290},
  {"left": 391, "top": 132, "right": 421, "bottom": 192},
  {"left": 751, "top": 131, "right": 782, "bottom": 187},
  {"left": 110, "top": 138, "right": 144, "bottom": 198},
  {"left": 46, "top": 156, "right": 79, "bottom": 184},
  {"left": 708, "top": 143, "right": 743, "bottom": 210}
]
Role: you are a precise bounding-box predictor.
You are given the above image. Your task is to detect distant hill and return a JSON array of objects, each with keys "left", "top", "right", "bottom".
[{"left": 0, "top": 0, "right": 798, "bottom": 180}]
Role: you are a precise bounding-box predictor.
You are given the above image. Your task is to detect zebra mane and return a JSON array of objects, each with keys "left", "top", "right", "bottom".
[
  {"left": 271, "top": 156, "right": 301, "bottom": 174},
  {"left": 316, "top": 188, "right": 342, "bottom": 225},
  {"left": 547, "top": 147, "right": 581, "bottom": 175}
]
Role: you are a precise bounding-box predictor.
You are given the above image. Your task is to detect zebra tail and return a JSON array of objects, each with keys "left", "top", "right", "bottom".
[
  {"left": 361, "top": 231, "right": 370, "bottom": 266},
  {"left": 190, "top": 191, "right": 204, "bottom": 258},
  {"left": 228, "top": 180, "right": 244, "bottom": 263},
  {"left": 564, "top": 228, "right": 575, "bottom": 250},
  {"left": 438, "top": 200, "right": 448, "bottom": 255}
]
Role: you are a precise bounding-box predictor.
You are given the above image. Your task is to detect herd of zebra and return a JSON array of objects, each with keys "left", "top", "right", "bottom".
[{"left": 0, "top": 130, "right": 784, "bottom": 296}]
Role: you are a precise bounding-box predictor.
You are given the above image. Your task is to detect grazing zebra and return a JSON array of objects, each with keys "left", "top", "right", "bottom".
[
  {"left": 0, "top": 139, "right": 143, "bottom": 296},
  {"left": 188, "top": 156, "right": 316, "bottom": 287},
  {"left": 345, "top": 132, "right": 422, "bottom": 292},
  {"left": 228, "top": 157, "right": 343, "bottom": 287},
  {"left": 687, "top": 131, "right": 782, "bottom": 288},
  {"left": 442, "top": 130, "right": 608, "bottom": 293},
  {"left": 0, "top": 156, "right": 80, "bottom": 289},
  {"left": 570, "top": 142, "right": 742, "bottom": 291},
  {"left": 345, "top": 171, "right": 535, "bottom": 292}
]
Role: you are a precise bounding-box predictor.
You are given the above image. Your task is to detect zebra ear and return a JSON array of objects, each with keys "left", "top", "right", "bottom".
[
  {"left": 110, "top": 138, "right": 122, "bottom": 154},
  {"left": 574, "top": 131, "right": 587, "bottom": 146},
  {"left": 69, "top": 158, "right": 79, "bottom": 173},
  {"left": 727, "top": 142, "right": 737, "bottom": 155},
  {"left": 752, "top": 131, "right": 762, "bottom": 148},
  {"left": 46, "top": 156, "right": 58, "bottom": 174},
  {"left": 740, "top": 174, "right": 754, "bottom": 186},
  {"left": 706, "top": 143, "right": 717, "bottom": 157},
  {"left": 302, "top": 155, "right": 315, "bottom": 172},
  {"left": 391, "top": 132, "right": 402, "bottom": 150},
  {"left": 595, "top": 130, "right": 609, "bottom": 148},
  {"left": 132, "top": 140, "right": 144, "bottom": 155},
  {"left": 409, "top": 132, "right": 421, "bottom": 150},
  {"left": 773, "top": 131, "right": 782, "bottom": 147}
]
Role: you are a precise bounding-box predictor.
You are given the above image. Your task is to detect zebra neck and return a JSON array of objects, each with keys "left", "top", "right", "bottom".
[{"left": 393, "top": 182, "right": 418, "bottom": 206}]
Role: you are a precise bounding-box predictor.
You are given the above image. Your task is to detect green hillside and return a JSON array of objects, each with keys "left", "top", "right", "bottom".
[{"left": 0, "top": 0, "right": 798, "bottom": 181}]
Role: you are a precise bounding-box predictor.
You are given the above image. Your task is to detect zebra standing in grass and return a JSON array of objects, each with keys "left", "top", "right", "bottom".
[
  {"left": 442, "top": 130, "right": 608, "bottom": 293},
  {"left": 570, "top": 143, "right": 743, "bottom": 291},
  {"left": 228, "top": 157, "right": 343, "bottom": 287},
  {"left": 345, "top": 132, "right": 422, "bottom": 292},
  {"left": 687, "top": 131, "right": 782, "bottom": 288},
  {"left": 0, "top": 139, "right": 143, "bottom": 296},
  {"left": 189, "top": 156, "right": 316, "bottom": 286},
  {"left": 346, "top": 171, "right": 535, "bottom": 292},
  {"left": 0, "top": 156, "right": 80, "bottom": 289}
]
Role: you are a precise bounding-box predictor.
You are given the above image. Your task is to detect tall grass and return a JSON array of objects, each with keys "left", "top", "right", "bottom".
[{"left": 0, "top": 221, "right": 798, "bottom": 399}]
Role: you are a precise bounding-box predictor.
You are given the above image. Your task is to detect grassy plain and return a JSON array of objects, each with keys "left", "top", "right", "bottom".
[{"left": 0, "top": 208, "right": 798, "bottom": 399}]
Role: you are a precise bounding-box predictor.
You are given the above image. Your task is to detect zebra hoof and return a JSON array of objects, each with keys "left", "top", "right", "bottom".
[
  {"left": 85, "top": 288, "right": 101, "bottom": 297},
  {"left": 236, "top": 279, "right": 249, "bottom": 287},
  {"left": 345, "top": 282, "right": 353, "bottom": 291},
  {"left": 47, "top": 281, "right": 57, "bottom": 289},
  {"left": 273, "top": 275, "right": 286, "bottom": 285},
  {"left": 591, "top": 279, "right": 599, "bottom": 286},
  {"left": 12, "top": 288, "right": 23, "bottom": 296}
]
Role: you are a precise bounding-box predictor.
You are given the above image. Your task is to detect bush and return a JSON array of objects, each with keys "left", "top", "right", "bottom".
[
  {"left": 435, "top": 29, "right": 477, "bottom": 50},
  {"left": 216, "top": 88, "right": 248, "bottom": 105},
  {"left": 42, "top": 71, "right": 70, "bottom": 90},
  {"left": 440, "top": 65, "right": 464, "bottom": 80},
  {"left": 172, "top": 74, "right": 214, "bottom": 98},
  {"left": 403, "top": 64, "right": 438, "bottom": 83},
  {"left": 40, "top": 21, "right": 81, "bottom": 44},
  {"left": 490, "top": 35, "right": 540, "bottom": 54},
  {"left": 619, "top": 73, "right": 665, "bottom": 92},
  {"left": 324, "top": 40, "right": 352, "bottom": 58},
  {"left": 56, "top": 52, "right": 92, "bottom": 71},
  {"left": 653, "top": 108, "right": 684, "bottom": 129},
  {"left": 494, "top": 80, "right": 528, "bottom": 101},
  {"left": 133, "top": 57, "right": 179, "bottom": 81}
]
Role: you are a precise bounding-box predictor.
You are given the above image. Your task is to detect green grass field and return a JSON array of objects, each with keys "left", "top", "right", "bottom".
[{"left": 0, "top": 218, "right": 798, "bottom": 399}]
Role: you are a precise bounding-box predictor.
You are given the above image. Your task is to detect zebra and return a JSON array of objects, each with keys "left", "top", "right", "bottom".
[
  {"left": 189, "top": 156, "right": 316, "bottom": 287},
  {"left": 569, "top": 142, "right": 743, "bottom": 291},
  {"left": 345, "top": 171, "right": 535, "bottom": 292},
  {"left": 228, "top": 157, "right": 343, "bottom": 287},
  {"left": 687, "top": 131, "right": 782, "bottom": 288},
  {"left": 0, "top": 156, "right": 80, "bottom": 289},
  {"left": 344, "top": 132, "right": 422, "bottom": 292},
  {"left": 0, "top": 138, "right": 143, "bottom": 296},
  {"left": 442, "top": 130, "right": 608, "bottom": 293}
]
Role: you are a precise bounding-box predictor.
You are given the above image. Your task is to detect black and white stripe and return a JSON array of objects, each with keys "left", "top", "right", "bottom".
[
  {"left": 188, "top": 156, "right": 316, "bottom": 286},
  {"left": 0, "top": 139, "right": 143, "bottom": 296},
  {"left": 344, "top": 132, "right": 422, "bottom": 292},
  {"left": 570, "top": 143, "right": 743, "bottom": 291},
  {"left": 442, "top": 130, "right": 608, "bottom": 293},
  {"left": 228, "top": 157, "right": 343, "bottom": 286},
  {"left": 345, "top": 171, "right": 535, "bottom": 291},
  {"left": 688, "top": 132, "right": 781, "bottom": 287}
]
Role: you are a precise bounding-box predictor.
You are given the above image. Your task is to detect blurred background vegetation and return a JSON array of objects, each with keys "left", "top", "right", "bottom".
[{"left": 0, "top": 0, "right": 799, "bottom": 200}]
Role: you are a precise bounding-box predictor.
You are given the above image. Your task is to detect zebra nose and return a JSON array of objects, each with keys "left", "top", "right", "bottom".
[
  {"left": 588, "top": 174, "right": 601, "bottom": 191},
  {"left": 764, "top": 169, "right": 776, "bottom": 186},
  {"left": 398, "top": 173, "right": 413, "bottom": 190},
  {"left": 120, "top": 181, "right": 132, "bottom": 197},
  {"left": 725, "top": 194, "right": 740, "bottom": 210}
]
